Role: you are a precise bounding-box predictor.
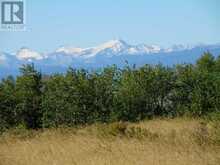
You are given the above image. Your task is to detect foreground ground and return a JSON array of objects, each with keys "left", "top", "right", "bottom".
[{"left": 0, "top": 118, "right": 220, "bottom": 165}]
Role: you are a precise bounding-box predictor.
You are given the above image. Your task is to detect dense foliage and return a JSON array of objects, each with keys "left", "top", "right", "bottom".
[{"left": 1, "top": 52, "right": 220, "bottom": 130}]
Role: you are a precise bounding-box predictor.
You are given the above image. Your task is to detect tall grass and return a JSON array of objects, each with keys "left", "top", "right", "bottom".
[{"left": 0, "top": 118, "right": 220, "bottom": 165}]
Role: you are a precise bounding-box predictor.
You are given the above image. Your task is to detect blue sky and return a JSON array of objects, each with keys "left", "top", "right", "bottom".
[{"left": 0, "top": 0, "right": 219, "bottom": 53}]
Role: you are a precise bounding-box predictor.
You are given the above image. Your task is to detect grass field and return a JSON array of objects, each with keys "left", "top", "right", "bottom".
[{"left": 0, "top": 118, "right": 220, "bottom": 165}]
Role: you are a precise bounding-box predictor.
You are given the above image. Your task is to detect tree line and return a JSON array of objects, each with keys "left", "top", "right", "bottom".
[{"left": 1, "top": 52, "right": 220, "bottom": 131}]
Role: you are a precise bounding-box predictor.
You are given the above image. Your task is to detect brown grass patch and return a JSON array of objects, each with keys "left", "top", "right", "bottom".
[{"left": 0, "top": 118, "right": 220, "bottom": 165}]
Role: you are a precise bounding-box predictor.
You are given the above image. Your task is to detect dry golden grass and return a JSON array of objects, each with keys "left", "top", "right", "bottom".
[{"left": 0, "top": 118, "right": 220, "bottom": 165}]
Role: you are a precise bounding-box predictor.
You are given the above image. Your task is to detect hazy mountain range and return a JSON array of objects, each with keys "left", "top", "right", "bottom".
[{"left": 1, "top": 40, "right": 220, "bottom": 78}]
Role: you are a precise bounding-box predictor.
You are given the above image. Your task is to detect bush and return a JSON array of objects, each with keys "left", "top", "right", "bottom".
[{"left": 1, "top": 53, "right": 220, "bottom": 130}]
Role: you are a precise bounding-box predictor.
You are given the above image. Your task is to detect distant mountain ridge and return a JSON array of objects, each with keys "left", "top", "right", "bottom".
[{"left": 1, "top": 40, "right": 220, "bottom": 78}]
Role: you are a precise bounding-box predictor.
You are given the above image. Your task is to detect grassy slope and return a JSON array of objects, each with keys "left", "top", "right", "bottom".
[{"left": 0, "top": 118, "right": 220, "bottom": 165}]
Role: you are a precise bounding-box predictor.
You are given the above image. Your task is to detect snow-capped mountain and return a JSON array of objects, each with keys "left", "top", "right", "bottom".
[
  {"left": 53, "top": 40, "right": 162, "bottom": 58},
  {"left": 1, "top": 40, "right": 220, "bottom": 78},
  {"left": 16, "top": 48, "right": 45, "bottom": 61}
]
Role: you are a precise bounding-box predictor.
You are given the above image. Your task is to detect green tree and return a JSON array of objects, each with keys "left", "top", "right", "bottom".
[
  {"left": 115, "top": 64, "right": 174, "bottom": 121},
  {"left": 15, "top": 64, "right": 42, "bottom": 129},
  {"left": 0, "top": 76, "right": 17, "bottom": 131},
  {"left": 90, "top": 66, "right": 119, "bottom": 122},
  {"left": 196, "top": 52, "right": 215, "bottom": 72}
]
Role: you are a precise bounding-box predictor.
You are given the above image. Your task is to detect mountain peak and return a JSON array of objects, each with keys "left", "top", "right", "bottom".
[
  {"left": 94, "top": 39, "right": 129, "bottom": 54},
  {"left": 56, "top": 46, "right": 84, "bottom": 55},
  {"left": 105, "top": 39, "right": 127, "bottom": 45},
  {"left": 16, "top": 48, "right": 44, "bottom": 61}
]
